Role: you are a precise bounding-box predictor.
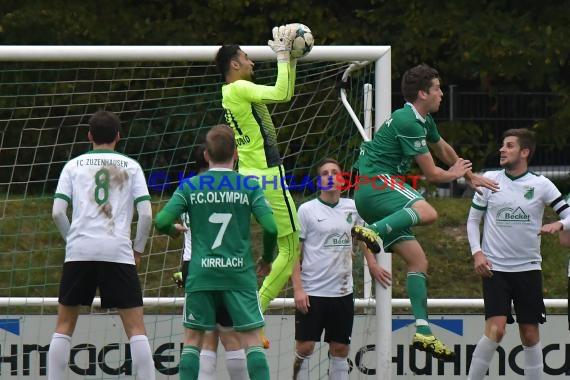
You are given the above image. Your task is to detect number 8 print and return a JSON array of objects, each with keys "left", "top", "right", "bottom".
[{"left": 94, "top": 168, "right": 110, "bottom": 205}]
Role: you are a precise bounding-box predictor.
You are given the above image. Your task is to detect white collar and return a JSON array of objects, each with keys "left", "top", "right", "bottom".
[{"left": 406, "top": 102, "right": 426, "bottom": 123}]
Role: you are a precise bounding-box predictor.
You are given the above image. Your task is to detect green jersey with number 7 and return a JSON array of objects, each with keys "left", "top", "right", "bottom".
[{"left": 156, "top": 168, "right": 273, "bottom": 291}]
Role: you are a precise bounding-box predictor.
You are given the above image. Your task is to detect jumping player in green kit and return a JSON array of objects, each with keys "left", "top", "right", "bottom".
[
  {"left": 352, "top": 64, "right": 500, "bottom": 361},
  {"left": 155, "top": 125, "right": 278, "bottom": 380},
  {"left": 215, "top": 25, "right": 301, "bottom": 348}
]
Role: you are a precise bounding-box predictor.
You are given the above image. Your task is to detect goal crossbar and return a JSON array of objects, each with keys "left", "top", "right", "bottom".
[{"left": 0, "top": 45, "right": 390, "bottom": 62}]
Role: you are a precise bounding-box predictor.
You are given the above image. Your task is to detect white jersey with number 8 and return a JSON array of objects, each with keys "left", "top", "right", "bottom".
[{"left": 54, "top": 150, "right": 150, "bottom": 264}]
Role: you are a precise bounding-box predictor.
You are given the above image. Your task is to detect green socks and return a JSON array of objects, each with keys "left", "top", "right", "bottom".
[
  {"left": 179, "top": 345, "right": 200, "bottom": 380},
  {"left": 407, "top": 272, "right": 432, "bottom": 335},
  {"left": 246, "top": 346, "right": 270, "bottom": 380},
  {"left": 370, "top": 207, "right": 420, "bottom": 238},
  {"left": 180, "top": 343, "right": 270, "bottom": 380}
]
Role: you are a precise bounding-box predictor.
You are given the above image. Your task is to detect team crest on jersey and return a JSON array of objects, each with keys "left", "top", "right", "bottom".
[
  {"left": 523, "top": 186, "right": 534, "bottom": 200},
  {"left": 346, "top": 212, "right": 353, "bottom": 223}
]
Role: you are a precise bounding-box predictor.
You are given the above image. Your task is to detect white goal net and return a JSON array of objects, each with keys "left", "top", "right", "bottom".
[{"left": 0, "top": 45, "right": 391, "bottom": 379}]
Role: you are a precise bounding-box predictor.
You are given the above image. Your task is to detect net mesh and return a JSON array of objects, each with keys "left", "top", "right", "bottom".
[{"left": 0, "top": 57, "right": 378, "bottom": 379}]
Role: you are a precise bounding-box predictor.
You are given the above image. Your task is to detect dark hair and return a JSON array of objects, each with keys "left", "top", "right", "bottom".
[
  {"left": 205, "top": 124, "right": 235, "bottom": 163},
  {"left": 192, "top": 144, "right": 209, "bottom": 173},
  {"left": 401, "top": 64, "right": 440, "bottom": 103},
  {"left": 214, "top": 45, "right": 241, "bottom": 81},
  {"left": 503, "top": 128, "right": 536, "bottom": 162},
  {"left": 88, "top": 110, "right": 121, "bottom": 144},
  {"left": 315, "top": 157, "right": 342, "bottom": 176}
]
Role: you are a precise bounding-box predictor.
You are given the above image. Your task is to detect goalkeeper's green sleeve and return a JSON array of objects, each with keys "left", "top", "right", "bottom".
[
  {"left": 258, "top": 212, "right": 278, "bottom": 263},
  {"left": 288, "top": 59, "right": 297, "bottom": 99}
]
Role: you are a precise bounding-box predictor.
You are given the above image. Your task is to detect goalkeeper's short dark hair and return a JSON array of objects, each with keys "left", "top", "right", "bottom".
[
  {"left": 401, "top": 64, "right": 440, "bottom": 103},
  {"left": 215, "top": 45, "right": 241, "bottom": 81},
  {"left": 88, "top": 110, "right": 121, "bottom": 144}
]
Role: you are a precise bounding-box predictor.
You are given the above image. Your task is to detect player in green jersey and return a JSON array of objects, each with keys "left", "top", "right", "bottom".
[
  {"left": 171, "top": 144, "right": 248, "bottom": 380},
  {"left": 351, "top": 64, "right": 500, "bottom": 361},
  {"left": 155, "top": 125, "right": 278, "bottom": 380},
  {"left": 214, "top": 25, "right": 301, "bottom": 348}
]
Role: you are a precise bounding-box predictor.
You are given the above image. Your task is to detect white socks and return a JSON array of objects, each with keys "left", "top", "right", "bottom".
[
  {"left": 294, "top": 352, "right": 310, "bottom": 380},
  {"left": 129, "top": 335, "right": 155, "bottom": 380},
  {"left": 48, "top": 333, "right": 155, "bottom": 380},
  {"left": 523, "top": 342, "right": 543, "bottom": 380},
  {"left": 329, "top": 356, "right": 349, "bottom": 380},
  {"left": 199, "top": 349, "right": 217, "bottom": 380},
  {"left": 199, "top": 349, "right": 247, "bottom": 380},
  {"left": 225, "top": 349, "right": 248, "bottom": 380},
  {"left": 468, "top": 335, "right": 543, "bottom": 380},
  {"left": 48, "top": 333, "right": 71, "bottom": 380},
  {"left": 467, "top": 335, "right": 499, "bottom": 380}
]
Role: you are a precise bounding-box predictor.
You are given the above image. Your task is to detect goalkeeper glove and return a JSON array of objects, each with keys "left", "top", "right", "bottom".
[
  {"left": 268, "top": 24, "right": 297, "bottom": 62},
  {"left": 172, "top": 272, "right": 184, "bottom": 288}
]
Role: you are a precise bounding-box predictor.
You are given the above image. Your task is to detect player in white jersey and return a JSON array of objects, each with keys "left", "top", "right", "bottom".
[
  {"left": 466, "top": 129, "right": 570, "bottom": 380},
  {"left": 292, "top": 158, "right": 391, "bottom": 380},
  {"left": 48, "top": 111, "right": 154, "bottom": 380},
  {"left": 172, "top": 144, "right": 248, "bottom": 380},
  {"left": 558, "top": 193, "right": 570, "bottom": 330}
]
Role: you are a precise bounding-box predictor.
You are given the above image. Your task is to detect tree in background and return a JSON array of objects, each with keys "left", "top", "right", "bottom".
[{"left": 0, "top": 0, "right": 568, "bottom": 143}]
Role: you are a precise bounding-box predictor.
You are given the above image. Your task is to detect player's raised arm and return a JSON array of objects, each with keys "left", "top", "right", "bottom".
[
  {"left": 415, "top": 152, "right": 472, "bottom": 183},
  {"left": 428, "top": 113, "right": 499, "bottom": 193},
  {"left": 230, "top": 25, "right": 298, "bottom": 104}
]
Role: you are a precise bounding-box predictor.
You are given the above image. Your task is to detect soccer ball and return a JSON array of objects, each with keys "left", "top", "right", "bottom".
[{"left": 290, "top": 24, "right": 314, "bottom": 59}]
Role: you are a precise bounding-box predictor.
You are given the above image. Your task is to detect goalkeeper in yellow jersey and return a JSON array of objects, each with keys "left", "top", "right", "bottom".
[{"left": 215, "top": 25, "right": 300, "bottom": 348}]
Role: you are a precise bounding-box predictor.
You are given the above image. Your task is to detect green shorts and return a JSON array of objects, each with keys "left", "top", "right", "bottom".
[
  {"left": 239, "top": 165, "right": 300, "bottom": 238},
  {"left": 354, "top": 177, "right": 424, "bottom": 250},
  {"left": 183, "top": 290, "right": 264, "bottom": 332}
]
